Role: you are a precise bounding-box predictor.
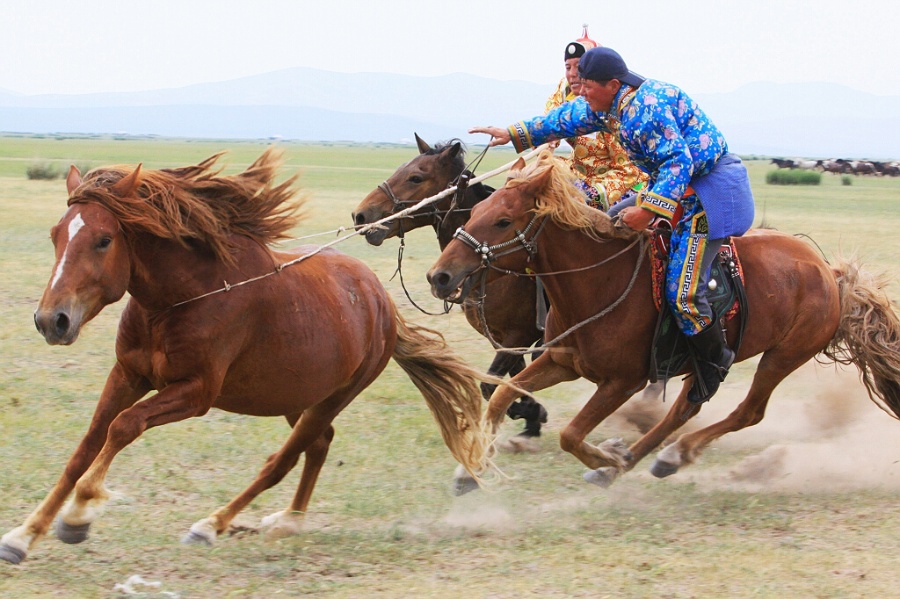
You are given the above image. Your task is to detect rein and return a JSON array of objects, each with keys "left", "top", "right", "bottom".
[{"left": 452, "top": 215, "right": 647, "bottom": 353}]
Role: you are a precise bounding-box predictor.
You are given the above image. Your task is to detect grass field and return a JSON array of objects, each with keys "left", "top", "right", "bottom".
[{"left": 0, "top": 135, "right": 898, "bottom": 598}]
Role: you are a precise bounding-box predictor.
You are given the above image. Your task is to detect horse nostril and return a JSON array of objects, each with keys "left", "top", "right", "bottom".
[
  {"left": 353, "top": 212, "right": 366, "bottom": 227},
  {"left": 431, "top": 272, "right": 451, "bottom": 289},
  {"left": 54, "top": 312, "right": 70, "bottom": 336}
]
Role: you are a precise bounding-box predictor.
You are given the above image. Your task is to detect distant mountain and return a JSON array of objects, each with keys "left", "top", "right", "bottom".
[{"left": 1, "top": 69, "right": 897, "bottom": 159}]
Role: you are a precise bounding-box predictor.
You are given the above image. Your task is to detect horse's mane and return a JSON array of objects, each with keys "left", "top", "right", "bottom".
[
  {"left": 505, "top": 149, "right": 634, "bottom": 241},
  {"left": 69, "top": 147, "right": 304, "bottom": 265}
]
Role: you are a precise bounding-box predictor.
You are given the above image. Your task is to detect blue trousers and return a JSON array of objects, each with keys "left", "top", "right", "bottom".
[{"left": 665, "top": 194, "right": 724, "bottom": 335}]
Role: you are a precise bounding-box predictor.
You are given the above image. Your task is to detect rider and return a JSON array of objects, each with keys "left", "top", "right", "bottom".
[
  {"left": 544, "top": 25, "right": 646, "bottom": 211},
  {"left": 470, "top": 46, "right": 755, "bottom": 404}
]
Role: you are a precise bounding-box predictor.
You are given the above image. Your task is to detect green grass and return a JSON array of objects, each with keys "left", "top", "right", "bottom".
[
  {"left": 0, "top": 135, "right": 899, "bottom": 598},
  {"left": 765, "top": 169, "right": 822, "bottom": 185}
]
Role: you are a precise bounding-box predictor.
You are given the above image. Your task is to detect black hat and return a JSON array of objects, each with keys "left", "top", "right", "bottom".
[
  {"left": 565, "top": 41, "right": 590, "bottom": 60},
  {"left": 564, "top": 24, "right": 597, "bottom": 60},
  {"left": 577, "top": 47, "right": 645, "bottom": 87}
]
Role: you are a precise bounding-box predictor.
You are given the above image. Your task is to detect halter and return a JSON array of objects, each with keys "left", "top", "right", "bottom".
[{"left": 452, "top": 213, "right": 544, "bottom": 265}]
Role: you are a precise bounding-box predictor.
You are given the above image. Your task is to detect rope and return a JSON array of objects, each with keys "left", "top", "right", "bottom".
[
  {"left": 475, "top": 235, "right": 648, "bottom": 356},
  {"left": 169, "top": 145, "right": 550, "bottom": 309}
]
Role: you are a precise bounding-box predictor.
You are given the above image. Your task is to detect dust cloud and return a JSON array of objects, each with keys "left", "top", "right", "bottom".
[{"left": 665, "top": 361, "right": 900, "bottom": 493}]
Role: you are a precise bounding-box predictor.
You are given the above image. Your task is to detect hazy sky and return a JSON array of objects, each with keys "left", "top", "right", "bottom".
[{"left": 2, "top": 0, "right": 898, "bottom": 97}]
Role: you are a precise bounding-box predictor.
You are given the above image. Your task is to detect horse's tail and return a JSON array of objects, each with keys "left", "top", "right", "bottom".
[
  {"left": 391, "top": 310, "right": 492, "bottom": 481},
  {"left": 823, "top": 256, "right": 900, "bottom": 419}
]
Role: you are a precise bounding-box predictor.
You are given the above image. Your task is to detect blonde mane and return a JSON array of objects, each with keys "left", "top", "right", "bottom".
[
  {"left": 69, "top": 147, "right": 305, "bottom": 265},
  {"left": 505, "top": 149, "right": 634, "bottom": 241}
]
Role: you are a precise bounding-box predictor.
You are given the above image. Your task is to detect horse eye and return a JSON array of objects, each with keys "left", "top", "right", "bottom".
[
  {"left": 96, "top": 237, "right": 112, "bottom": 250},
  {"left": 408, "top": 175, "right": 424, "bottom": 184},
  {"left": 495, "top": 219, "right": 512, "bottom": 229}
]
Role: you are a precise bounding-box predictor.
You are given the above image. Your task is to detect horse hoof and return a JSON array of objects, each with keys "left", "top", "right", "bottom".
[
  {"left": 583, "top": 467, "right": 618, "bottom": 488},
  {"left": 181, "top": 530, "right": 214, "bottom": 546},
  {"left": 650, "top": 459, "right": 679, "bottom": 478},
  {"left": 55, "top": 520, "right": 91, "bottom": 544},
  {"left": 451, "top": 476, "right": 480, "bottom": 497},
  {"left": 0, "top": 544, "right": 26, "bottom": 565}
]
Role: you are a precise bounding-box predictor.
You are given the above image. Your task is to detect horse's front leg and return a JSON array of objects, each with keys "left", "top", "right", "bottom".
[
  {"left": 62, "top": 378, "right": 213, "bottom": 532},
  {"left": 452, "top": 351, "right": 577, "bottom": 495},
  {"left": 0, "top": 364, "right": 149, "bottom": 564},
  {"left": 559, "top": 379, "right": 640, "bottom": 487}
]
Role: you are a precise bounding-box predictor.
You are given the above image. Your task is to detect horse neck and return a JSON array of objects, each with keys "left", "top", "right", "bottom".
[
  {"left": 530, "top": 222, "right": 647, "bottom": 322},
  {"left": 435, "top": 181, "right": 493, "bottom": 249},
  {"left": 126, "top": 233, "right": 273, "bottom": 311}
]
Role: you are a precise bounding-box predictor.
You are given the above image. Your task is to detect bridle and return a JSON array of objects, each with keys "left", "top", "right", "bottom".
[
  {"left": 376, "top": 172, "right": 477, "bottom": 239},
  {"left": 447, "top": 211, "right": 647, "bottom": 353},
  {"left": 452, "top": 212, "right": 544, "bottom": 266}
]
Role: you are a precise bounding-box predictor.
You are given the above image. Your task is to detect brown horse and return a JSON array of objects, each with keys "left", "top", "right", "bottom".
[
  {"left": 427, "top": 150, "right": 900, "bottom": 491},
  {"left": 0, "top": 149, "right": 488, "bottom": 565},
  {"left": 352, "top": 134, "right": 549, "bottom": 437}
]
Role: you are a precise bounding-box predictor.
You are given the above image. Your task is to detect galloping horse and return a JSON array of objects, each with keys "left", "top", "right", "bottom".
[
  {"left": 0, "top": 149, "right": 487, "bottom": 564},
  {"left": 352, "top": 134, "right": 549, "bottom": 437},
  {"left": 427, "top": 150, "right": 900, "bottom": 490}
]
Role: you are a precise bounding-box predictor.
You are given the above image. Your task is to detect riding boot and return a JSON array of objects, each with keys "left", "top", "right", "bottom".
[{"left": 686, "top": 322, "right": 735, "bottom": 404}]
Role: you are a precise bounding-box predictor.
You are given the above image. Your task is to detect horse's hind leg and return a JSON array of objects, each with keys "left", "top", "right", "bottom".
[
  {"left": 650, "top": 350, "right": 812, "bottom": 477},
  {"left": 259, "top": 424, "right": 336, "bottom": 540},
  {"left": 184, "top": 406, "right": 343, "bottom": 545}
]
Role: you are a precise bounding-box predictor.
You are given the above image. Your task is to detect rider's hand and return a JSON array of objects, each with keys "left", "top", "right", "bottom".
[
  {"left": 620, "top": 206, "right": 655, "bottom": 231},
  {"left": 468, "top": 126, "right": 511, "bottom": 147}
]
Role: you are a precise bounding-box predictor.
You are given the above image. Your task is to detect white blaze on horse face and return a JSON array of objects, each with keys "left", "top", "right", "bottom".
[{"left": 51, "top": 212, "right": 86, "bottom": 289}]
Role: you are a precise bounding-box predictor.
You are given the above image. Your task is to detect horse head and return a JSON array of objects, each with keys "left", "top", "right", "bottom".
[
  {"left": 352, "top": 134, "right": 465, "bottom": 246},
  {"left": 34, "top": 166, "right": 136, "bottom": 345},
  {"left": 426, "top": 155, "right": 551, "bottom": 302},
  {"left": 427, "top": 150, "right": 636, "bottom": 303}
]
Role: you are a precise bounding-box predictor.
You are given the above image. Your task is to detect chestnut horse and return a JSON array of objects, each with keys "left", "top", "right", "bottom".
[
  {"left": 427, "top": 150, "right": 900, "bottom": 491},
  {"left": 352, "top": 134, "right": 549, "bottom": 437},
  {"left": 0, "top": 149, "right": 487, "bottom": 565}
]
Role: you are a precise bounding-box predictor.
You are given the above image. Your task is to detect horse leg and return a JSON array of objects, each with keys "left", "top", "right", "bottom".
[
  {"left": 0, "top": 365, "right": 148, "bottom": 564},
  {"left": 482, "top": 351, "right": 550, "bottom": 439},
  {"left": 557, "top": 380, "right": 642, "bottom": 487},
  {"left": 56, "top": 383, "right": 211, "bottom": 544},
  {"left": 259, "top": 424, "right": 335, "bottom": 540},
  {"left": 650, "top": 350, "right": 812, "bottom": 477},
  {"left": 502, "top": 356, "right": 550, "bottom": 439},
  {"left": 480, "top": 352, "right": 524, "bottom": 399},
  {"left": 452, "top": 352, "right": 578, "bottom": 495},
  {"left": 588, "top": 378, "right": 700, "bottom": 487},
  {"left": 184, "top": 391, "right": 358, "bottom": 545}
]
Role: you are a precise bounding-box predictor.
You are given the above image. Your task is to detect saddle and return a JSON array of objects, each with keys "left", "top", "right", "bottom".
[{"left": 647, "top": 230, "right": 748, "bottom": 384}]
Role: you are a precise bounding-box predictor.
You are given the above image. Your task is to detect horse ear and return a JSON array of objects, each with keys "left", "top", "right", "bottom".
[
  {"left": 505, "top": 157, "right": 527, "bottom": 182},
  {"left": 112, "top": 164, "right": 142, "bottom": 196},
  {"left": 66, "top": 165, "right": 82, "bottom": 196},
  {"left": 522, "top": 164, "right": 554, "bottom": 195},
  {"left": 440, "top": 141, "right": 462, "bottom": 163},
  {"left": 414, "top": 133, "right": 431, "bottom": 154}
]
